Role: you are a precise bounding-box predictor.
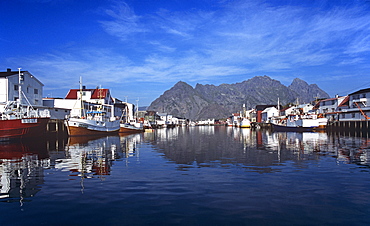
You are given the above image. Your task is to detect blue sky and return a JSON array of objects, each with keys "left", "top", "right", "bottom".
[{"left": 1, "top": 0, "right": 370, "bottom": 106}]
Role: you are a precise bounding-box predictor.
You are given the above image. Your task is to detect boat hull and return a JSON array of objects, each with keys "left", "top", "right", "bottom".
[
  {"left": 119, "top": 124, "right": 144, "bottom": 134},
  {"left": 0, "top": 118, "right": 50, "bottom": 140},
  {"left": 66, "top": 118, "right": 120, "bottom": 136},
  {"left": 272, "top": 123, "right": 315, "bottom": 132}
]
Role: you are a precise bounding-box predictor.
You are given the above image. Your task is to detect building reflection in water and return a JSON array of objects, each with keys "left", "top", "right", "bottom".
[
  {"left": 0, "top": 140, "right": 50, "bottom": 204},
  {"left": 0, "top": 133, "right": 142, "bottom": 202},
  {"left": 0, "top": 127, "right": 369, "bottom": 203},
  {"left": 150, "top": 127, "right": 370, "bottom": 172},
  {"left": 56, "top": 134, "right": 142, "bottom": 179}
]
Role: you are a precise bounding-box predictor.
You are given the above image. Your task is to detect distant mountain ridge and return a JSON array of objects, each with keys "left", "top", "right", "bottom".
[{"left": 148, "top": 76, "right": 330, "bottom": 120}]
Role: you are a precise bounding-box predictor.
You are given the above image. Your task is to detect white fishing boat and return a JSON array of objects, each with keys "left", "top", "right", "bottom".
[
  {"left": 239, "top": 104, "right": 251, "bottom": 128},
  {"left": 118, "top": 100, "right": 144, "bottom": 134},
  {"left": 65, "top": 79, "right": 119, "bottom": 136},
  {"left": 272, "top": 114, "right": 328, "bottom": 132},
  {"left": 239, "top": 117, "right": 251, "bottom": 128},
  {"left": 120, "top": 119, "right": 144, "bottom": 133}
]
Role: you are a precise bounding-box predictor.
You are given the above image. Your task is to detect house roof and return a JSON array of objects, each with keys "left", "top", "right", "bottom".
[
  {"left": 0, "top": 69, "right": 44, "bottom": 86},
  {"left": 348, "top": 88, "right": 370, "bottom": 96},
  {"left": 338, "top": 96, "right": 350, "bottom": 107},
  {"left": 0, "top": 70, "right": 22, "bottom": 78},
  {"left": 255, "top": 105, "right": 278, "bottom": 111},
  {"left": 262, "top": 106, "right": 277, "bottom": 113},
  {"left": 65, "top": 88, "right": 110, "bottom": 99}
]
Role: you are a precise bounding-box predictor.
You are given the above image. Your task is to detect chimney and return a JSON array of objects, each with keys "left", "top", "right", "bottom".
[{"left": 7, "top": 68, "right": 11, "bottom": 73}]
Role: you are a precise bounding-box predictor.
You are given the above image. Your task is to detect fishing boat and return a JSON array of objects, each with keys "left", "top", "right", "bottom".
[
  {"left": 0, "top": 102, "right": 50, "bottom": 140},
  {"left": 118, "top": 101, "right": 144, "bottom": 134},
  {"left": 65, "top": 79, "right": 120, "bottom": 136},
  {"left": 119, "top": 123, "right": 144, "bottom": 133},
  {"left": 0, "top": 69, "right": 50, "bottom": 141},
  {"left": 272, "top": 114, "right": 328, "bottom": 132},
  {"left": 239, "top": 117, "right": 251, "bottom": 128},
  {"left": 239, "top": 104, "right": 251, "bottom": 128}
]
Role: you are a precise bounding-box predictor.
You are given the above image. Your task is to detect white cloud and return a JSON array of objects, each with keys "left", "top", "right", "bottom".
[{"left": 8, "top": 0, "right": 370, "bottom": 104}]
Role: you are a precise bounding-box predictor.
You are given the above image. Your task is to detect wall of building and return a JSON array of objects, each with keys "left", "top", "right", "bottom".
[{"left": 5, "top": 72, "right": 44, "bottom": 106}]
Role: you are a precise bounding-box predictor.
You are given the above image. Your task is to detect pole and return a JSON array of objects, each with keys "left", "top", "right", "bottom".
[{"left": 18, "top": 68, "right": 22, "bottom": 107}]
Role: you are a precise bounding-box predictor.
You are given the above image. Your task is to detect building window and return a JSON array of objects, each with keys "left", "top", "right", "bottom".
[
  {"left": 34, "top": 89, "right": 38, "bottom": 94},
  {"left": 14, "top": 85, "right": 18, "bottom": 90}
]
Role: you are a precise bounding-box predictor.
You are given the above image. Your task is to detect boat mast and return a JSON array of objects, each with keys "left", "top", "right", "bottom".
[
  {"left": 18, "top": 68, "right": 22, "bottom": 108},
  {"left": 79, "top": 76, "right": 84, "bottom": 118},
  {"left": 136, "top": 98, "right": 139, "bottom": 121}
]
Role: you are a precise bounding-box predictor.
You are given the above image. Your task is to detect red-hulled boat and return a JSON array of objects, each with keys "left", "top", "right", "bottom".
[
  {"left": 0, "top": 102, "right": 50, "bottom": 141},
  {"left": 0, "top": 117, "right": 50, "bottom": 140},
  {"left": 0, "top": 69, "right": 50, "bottom": 141}
]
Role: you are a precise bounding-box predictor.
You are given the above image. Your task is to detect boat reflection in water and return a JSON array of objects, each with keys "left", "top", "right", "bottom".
[
  {"left": 0, "top": 133, "right": 142, "bottom": 203},
  {"left": 56, "top": 133, "right": 142, "bottom": 180},
  {"left": 150, "top": 126, "right": 370, "bottom": 171},
  {"left": 1, "top": 127, "right": 370, "bottom": 225},
  {"left": 0, "top": 140, "right": 50, "bottom": 203}
]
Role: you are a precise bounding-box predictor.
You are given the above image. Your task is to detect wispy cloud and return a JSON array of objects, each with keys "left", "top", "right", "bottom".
[
  {"left": 9, "top": 0, "right": 370, "bottom": 103},
  {"left": 99, "top": 1, "right": 147, "bottom": 40}
]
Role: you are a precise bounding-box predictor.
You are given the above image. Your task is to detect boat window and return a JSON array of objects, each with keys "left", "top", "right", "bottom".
[{"left": 14, "top": 85, "right": 18, "bottom": 90}]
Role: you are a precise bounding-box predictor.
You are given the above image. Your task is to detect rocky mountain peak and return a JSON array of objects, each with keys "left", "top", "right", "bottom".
[{"left": 148, "top": 76, "right": 329, "bottom": 120}]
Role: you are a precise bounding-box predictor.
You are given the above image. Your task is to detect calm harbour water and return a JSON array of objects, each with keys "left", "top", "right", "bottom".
[{"left": 1, "top": 126, "right": 370, "bottom": 225}]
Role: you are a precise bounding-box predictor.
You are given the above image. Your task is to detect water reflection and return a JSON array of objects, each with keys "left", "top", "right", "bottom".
[
  {"left": 0, "top": 133, "right": 142, "bottom": 202},
  {"left": 0, "top": 140, "right": 50, "bottom": 203},
  {"left": 150, "top": 127, "right": 370, "bottom": 171},
  {"left": 56, "top": 134, "right": 142, "bottom": 178},
  {"left": 0, "top": 128, "right": 369, "bottom": 205}
]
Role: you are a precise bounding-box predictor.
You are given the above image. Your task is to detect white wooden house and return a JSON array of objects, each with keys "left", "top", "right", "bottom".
[
  {"left": 0, "top": 68, "right": 44, "bottom": 107},
  {"left": 261, "top": 107, "right": 279, "bottom": 123},
  {"left": 316, "top": 95, "right": 348, "bottom": 114},
  {"left": 338, "top": 88, "right": 370, "bottom": 121}
]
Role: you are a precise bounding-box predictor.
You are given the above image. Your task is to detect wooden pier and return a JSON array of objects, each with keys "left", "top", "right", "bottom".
[
  {"left": 46, "top": 119, "right": 68, "bottom": 137},
  {"left": 326, "top": 120, "right": 370, "bottom": 137}
]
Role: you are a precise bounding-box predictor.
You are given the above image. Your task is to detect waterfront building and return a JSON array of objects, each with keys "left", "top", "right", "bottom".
[
  {"left": 0, "top": 68, "right": 44, "bottom": 109},
  {"left": 338, "top": 88, "right": 370, "bottom": 121},
  {"left": 261, "top": 106, "right": 279, "bottom": 123},
  {"left": 314, "top": 95, "right": 348, "bottom": 115}
]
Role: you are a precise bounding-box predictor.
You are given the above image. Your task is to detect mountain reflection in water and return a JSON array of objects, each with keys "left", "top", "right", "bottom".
[
  {"left": 0, "top": 127, "right": 370, "bottom": 225},
  {"left": 150, "top": 127, "right": 370, "bottom": 171}
]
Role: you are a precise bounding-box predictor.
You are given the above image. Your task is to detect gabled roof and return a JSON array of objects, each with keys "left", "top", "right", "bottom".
[
  {"left": 338, "top": 96, "right": 350, "bottom": 107},
  {"left": 0, "top": 69, "right": 44, "bottom": 86},
  {"left": 255, "top": 105, "right": 278, "bottom": 111},
  {"left": 0, "top": 70, "right": 21, "bottom": 77},
  {"left": 262, "top": 106, "right": 278, "bottom": 113},
  {"left": 349, "top": 88, "right": 370, "bottom": 96},
  {"left": 65, "top": 88, "right": 110, "bottom": 99}
]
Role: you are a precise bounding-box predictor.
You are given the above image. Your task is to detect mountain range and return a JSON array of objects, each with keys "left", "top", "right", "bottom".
[{"left": 147, "top": 75, "right": 330, "bottom": 120}]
